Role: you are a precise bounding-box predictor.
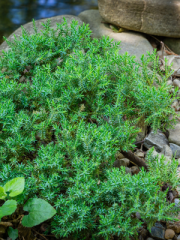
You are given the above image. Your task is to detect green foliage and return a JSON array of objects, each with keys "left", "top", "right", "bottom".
[
  {"left": 0, "top": 177, "right": 24, "bottom": 220},
  {"left": 0, "top": 186, "right": 7, "bottom": 199},
  {"left": 22, "top": 198, "right": 56, "bottom": 227},
  {"left": 7, "top": 227, "right": 18, "bottom": 240},
  {"left": 97, "top": 168, "right": 177, "bottom": 238},
  {"left": 0, "top": 18, "right": 178, "bottom": 239},
  {"left": 52, "top": 166, "right": 179, "bottom": 239},
  {"left": 0, "top": 177, "right": 24, "bottom": 199},
  {"left": 0, "top": 200, "right": 17, "bottom": 220},
  {"left": 3, "top": 177, "right": 25, "bottom": 197},
  {"left": 146, "top": 147, "right": 179, "bottom": 188}
]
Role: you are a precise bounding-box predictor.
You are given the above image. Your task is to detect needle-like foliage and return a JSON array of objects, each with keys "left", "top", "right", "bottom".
[{"left": 0, "top": 19, "right": 179, "bottom": 239}]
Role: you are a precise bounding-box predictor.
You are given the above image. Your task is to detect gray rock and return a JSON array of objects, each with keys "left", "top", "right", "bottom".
[
  {"left": 174, "top": 198, "right": 180, "bottom": 207},
  {"left": 161, "top": 145, "right": 173, "bottom": 159},
  {"left": 144, "top": 130, "right": 169, "bottom": 152},
  {"left": 0, "top": 15, "right": 83, "bottom": 55},
  {"left": 150, "top": 222, "right": 165, "bottom": 240},
  {"left": 136, "top": 212, "right": 141, "bottom": 219},
  {"left": 164, "top": 56, "right": 180, "bottom": 75},
  {"left": 168, "top": 123, "right": 180, "bottom": 146},
  {"left": 125, "top": 167, "right": 132, "bottom": 175},
  {"left": 173, "top": 79, "right": 180, "bottom": 89},
  {"left": 78, "top": 10, "right": 153, "bottom": 59},
  {"left": 146, "top": 148, "right": 171, "bottom": 165},
  {"left": 146, "top": 238, "right": 155, "bottom": 240},
  {"left": 98, "top": 0, "right": 180, "bottom": 37},
  {"left": 170, "top": 143, "right": 180, "bottom": 158},
  {"left": 167, "top": 79, "right": 173, "bottom": 86}
]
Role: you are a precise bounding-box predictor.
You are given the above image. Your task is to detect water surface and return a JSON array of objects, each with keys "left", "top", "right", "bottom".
[{"left": 0, "top": 0, "right": 98, "bottom": 44}]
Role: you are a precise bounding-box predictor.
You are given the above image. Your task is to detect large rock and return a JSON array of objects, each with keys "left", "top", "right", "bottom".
[
  {"left": 144, "top": 130, "right": 169, "bottom": 152},
  {"left": 161, "top": 145, "right": 173, "bottom": 159},
  {"left": 78, "top": 10, "right": 153, "bottom": 59},
  {"left": 0, "top": 15, "right": 83, "bottom": 54},
  {"left": 98, "top": 0, "right": 180, "bottom": 38},
  {"left": 150, "top": 222, "right": 165, "bottom": 240},
  {"left": 170, "top": 143, "right": 180, "bottom": 158},
  {"left": 168, "top": 123, "right": 180, "bottom": 146}
]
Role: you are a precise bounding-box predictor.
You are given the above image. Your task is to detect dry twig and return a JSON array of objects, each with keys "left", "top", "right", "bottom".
[{"left": 121, "top": 150, "right": 148, "bottom": 171}]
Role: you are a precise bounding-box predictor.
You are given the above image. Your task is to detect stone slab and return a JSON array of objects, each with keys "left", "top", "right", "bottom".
[{"left": 98, "top": 0, "right": 180, "bottom": 37}]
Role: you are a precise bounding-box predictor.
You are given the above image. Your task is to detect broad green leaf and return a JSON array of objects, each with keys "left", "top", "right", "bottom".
[
  {"left": 0, "top": 186, "right": 7, "bottom": 200},
  {"left": 0, "top": 200, "right": 17, "bottom": 220},
  {"left": 8, "top": 227, "right": 18, "bottom": 240},
  {"left": 4, "top": 177, "right": 25, "bottom": 197},
  {"left": 22, "top": 198, "right": 56, "bottom": 227}
]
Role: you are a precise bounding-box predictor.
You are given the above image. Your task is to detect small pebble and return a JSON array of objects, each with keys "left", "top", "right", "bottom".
[
  {"left": 19, "top": 76, "right": 26, "bottom": 83},
  {"left": 125, "top": 167, "right": 131, "bottom": 175},
  {"left": 140, "top": 228, "right": 148, "bottom": 237},
  {"left": 131, "top": 166, "right": 140, "bottom": 175},
  {"left": 113, "top": 158, "right": 130, "bottom": 168},
  {"left": 175, "top": 198, "right": 180, "bottom": 207},
  {"left": 135, "top": 212, "right": 141, "bottom": 219},
  {"left": 135, "top": 151, "right": 145, "bottom": 158},
  {"left": 165, "top": 229, "right": 175, "bottom": 239}
]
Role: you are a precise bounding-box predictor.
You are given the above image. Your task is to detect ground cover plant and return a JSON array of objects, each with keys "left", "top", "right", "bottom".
[{"left": 0, "top": 19, "right": 179, "bottom": 239}]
